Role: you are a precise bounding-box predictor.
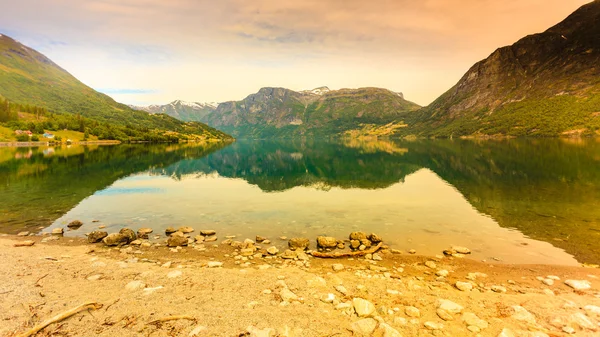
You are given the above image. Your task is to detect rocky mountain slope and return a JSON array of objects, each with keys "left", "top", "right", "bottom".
[
  {"left": 402, "top": 0, "right": 600, "bottom": 138},
  {"left": 133, "top": 100, "right": 217, "bottom": 122},
  {"left": 0, "top": 34, "right": 231, "bottom": 140},
  {"left": 200, "top": 86, "right": 420, "bottom": 138}
]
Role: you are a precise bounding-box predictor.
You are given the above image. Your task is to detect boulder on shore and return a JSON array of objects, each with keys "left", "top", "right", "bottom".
[
  {"left": 119, "top": 228, "right": 136, "bottom": 243},
  {"left": 316, "top": 236, "right": 338, "bottom": 249},
  {"left": 165, "top": 227, "right": 176, "bottom": 235},
  {"left": 349, "top": 232, "right": 368, "bottom": 241},
  {"left": 102, "top": 233, "right": 128, "bottom": 246},
  {"left": 88, "top": 231, "right": 108, "bottom": 243},
  {"left": 167, "top": 235, "right": 188, "bottom": 247},
  {"left": 137, "top": 228, "right": 153, "bottom": 239}
]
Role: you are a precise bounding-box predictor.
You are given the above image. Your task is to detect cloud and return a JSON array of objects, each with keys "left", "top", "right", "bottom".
[{"left": 0, "top": 0, "right": 592, "bottom": 105}]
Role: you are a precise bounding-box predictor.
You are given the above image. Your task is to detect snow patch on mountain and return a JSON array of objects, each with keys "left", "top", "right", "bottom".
[{"left": 301, "top": 86, "right": 330, "bottom": 96}]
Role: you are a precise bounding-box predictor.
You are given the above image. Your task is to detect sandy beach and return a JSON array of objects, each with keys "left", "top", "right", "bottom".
[{"left": 1, "top": 233, "right": 599, "bottom": 337}]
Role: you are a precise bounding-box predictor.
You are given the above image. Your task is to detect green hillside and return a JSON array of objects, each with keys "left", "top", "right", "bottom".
[{"left": 0, "top": 34, "right": 232, "bottom": 142}]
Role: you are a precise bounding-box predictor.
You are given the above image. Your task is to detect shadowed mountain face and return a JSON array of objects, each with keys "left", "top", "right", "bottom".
[
  {"left": 198, "top": 87, "right": 420, "bottom": 138},
  {"left": 400, "top": 0, "right": 600, "bottom": 138}
]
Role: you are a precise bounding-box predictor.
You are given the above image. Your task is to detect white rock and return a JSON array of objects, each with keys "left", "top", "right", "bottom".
[
  {"left": 437, "top": 309, "right": 454, "bottom": 321},
  {"left": 542, "top": 279, "right": 554, "bottom": 286},
  {"left": 372, "top": 253, "right": 383, "bottom": 261},
  {"left": 438, "top": 299, "right": 463, "bottom": 314},
  {"left": 334, "top": 285, "right": 348, "bottom": 295},
  {"left": 547, "top": 275, "right": 560, "bottom": 280},
  {"left": 570, "top": 312, "right": 597, "bottom": 331},
  {"left": 455, "top": 281, "right": 473, "bottom": 291},
  {"left": 424, "top": 321, "right": 443, "bottom": 330},
  {"left": 189, "top": 326, "right": 207, "bottom": 336},
  {"left": 167, "top": 270, "right": 182, "bottom": 278},
  {"left": 162, "top": 261, "right": 172, "bottom": 268},
  {"left": 511, "top": 306, "right": 536, "bottom": 324},
  {"left": 125, "top": 280, "right": 145, "bottom": 291},
  {"left": 351, "top": 318, "right": 377, "bottom": 336},
  {"left": 405, "top": 306, "right": 420, "bottom": 318},
  {"left": 543, "top": 289, "right": 555, "bottom": 296},
  {"left": 425, "top": 261, "right": 437, "bottom": 269},
  {"left": 584, "top": 305, "right": 600, "bottom": 316},
  {"left": 386, "top": 289, "right": 400, "bottom": 295},
  {"left": 436, "top": 270, "right": 449, "bottom": 277},
  {"left": 87, "top": 274, "right": 102, "bottom": 281},
  {"left": 353, "top": 298, "right": 376, "bottom": 317},
  {"left": 320, "top": 293, "right": 335, "bottom": 303},
  {"left": 562, "top": 326, "right": 576, "bottom": 334},
  {"left": 247, "top": 326, "right": 275, "bottom": 337},
  {"left": 266, "top": 247, "right": 279, "bottom": 255},
  {"left": 565, "top": 280, "right": 592, "bottom": 290},
  {"left": 207, "top": 261, "right": 223, "bottom": 268},
  {"left": 497, "top": 328, "right": 516, "bottom": 337},
  {"left": 393, "top": 317, "right": 407, "bottom": 326},
  {"left": 335, "top": 302, "right": 352, "bottom": 310},
  {"left": 143, "top": 286, "right": 164, "bottom": 295},
  {"left": 452, "top": 246, "right": 471, "bottom": 254},
  {"left": 491, "top": 285, "right": 507, "bottom": 293},
  {"left": 332, "top": 264, "right": 344, "bottom": 271},
  {"left": 378, "top": 323, "right": 401, "bottom": 337},
  {"left": 462, "top": 312, "right": 488, "bottom": 329},
  {"left": 280, "top": 288, "right": 298, "bottom": 302},
  {"left": 91, "top": 261, "right": 107, "bottom": 268}
]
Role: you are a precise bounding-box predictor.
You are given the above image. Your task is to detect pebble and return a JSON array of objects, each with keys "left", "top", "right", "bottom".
[
  {"left": 280, "top": 288, "right": 298, "bottom": 302},
  {"left": 584, "top": 305, "right": 600, "bottom": 316},
  {"left": 408, "top": 249, "right": 416, "bottom": 254},
  {"left": 125, "top": 280, "right": 146, "bottom": 291},
  {"left": 320, "top": 293, "right": 335, "bottom": 303},
  {"left": 511, "top": 305, "right": 536, "bottom": 324},
  {"left": 87, "top": 274, "right": 102, "bottom": 281},
  {"left": 438, "top": 299, "right": 463, "bottom": 314},
  {"left": 372, "top": 253, "right": 382, "bottom": 261},
  {"left": 455, "top": 281, "right": 473, "bottom": 291},
  {"left": 425, "top": 261, "right": 437, "bottom": 269},
  {"left": 353, "top": 298, "right": 376, "bottom": 317},
  {"left": 52, "top": 228, "right": 64, "bottom": 235},
  {"left": 491, "top": 285, "right": 507, "bottom": 293},
  {"left": 497, "top": 328, "right": 516, "bottom": 337},
  {"left": 167, "top": 270, "right": 182, "bottom": 278},
  {"left": 332, "top": 264, "right": 344, "bottom": 272},
  {"left": 569, "top": 312, "right": 597, "bottom": 331},
  {"left": 543, "top": 289, "right": 555, "bottom": 296},
  {"left": 424, "top": 321, "right": 443, "bottom": 330},
  {"left": 386, "top": 289, "right": 400, "bottom": 295},
  {"left": 143, "top": 286, "right": 164, "bottom": 295},
  {"left": 200, "top": 230, "right": 216, "bottom": 236},
  {"left": 17, "top": 231, "right": 29, "bottom": 236},
  {"left": 462, "top": 312, "right": 488, "bottom": 330},
  {"left": 542, "top": 278, "right": 554, "bottom": 286},
  {"left": 562, "top": 326, "right": 576, "bottom": 334},
  {"left": 377, "top": 323, "right": 401, "bottom": 337},
  {"left": 334, "top": 285, "right": 348, "bottom": 295},
  {"left": 565, "top": 279, "right": 591, "bottom": 290},
  {"left": 262, "top": 289, "right": 272, "bottom": 295},
  {"left": 351, "top": 318, "right": 377, "bottom": 336},
  {"left": 189, "top": 326, "right": 208, "bottom": 336},
  {"left": 452, "top": 246, "right": 471, "bottom": 254},
  {"left": 437, "top": 308, "right": 454, "bottom": 321},
  {"left": 207, "top": 261, "right": 223, "bottom": 268},
  {"left": 405, "top": 306, "right": 420, "bottom": 318},
  {"left": 436, "top": 270, "right": 449, "bottom": 277}
]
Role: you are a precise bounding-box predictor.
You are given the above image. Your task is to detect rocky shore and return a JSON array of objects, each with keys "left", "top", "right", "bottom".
[{"left": 1, "top": 228, "right": 599, "bottom": 337}]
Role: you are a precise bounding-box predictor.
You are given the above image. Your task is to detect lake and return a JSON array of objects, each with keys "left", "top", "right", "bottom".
[{"left": 1, "top": 138, "right": 599, "bottom": 265}]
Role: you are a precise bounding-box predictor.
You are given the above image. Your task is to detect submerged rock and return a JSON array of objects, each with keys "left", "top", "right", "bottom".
[
  {"left": 255, "top": 235, "right": 267, "bottom": 243},
  {"left": 165, "top": 227, "right": 176, "bottom": 235},
  {"left": 67, "top": 220, "right": 83, "bottom": 228},
  {"left": 288, "top": 238, "right": 310, "bottom": 250},
  {"left": 200, "top": 230, "right": 216, "bottom": 236},
  {"left": 137, "top": 228, "right": 153, "bottom": 239},
  {"left": 367, "top": 233, "right": 382, "bottom": 243},
  {"left": 88, "top": 231, "right": 108, "bottom": 243},
  {"left": 178, "top": 226, "right": 194, "bottom": 233},
  {"left": 349, "top": 232, "right": 368, "bottom": 241}
]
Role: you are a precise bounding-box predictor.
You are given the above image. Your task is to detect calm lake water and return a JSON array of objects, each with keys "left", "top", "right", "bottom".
[{"left": 1, "top": 139, "right": 599, "bottom": 265}]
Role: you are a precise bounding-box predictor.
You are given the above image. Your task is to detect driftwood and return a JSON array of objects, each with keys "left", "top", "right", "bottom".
[
  {"left": 14, "top": 241, "right": 35, "bottom": 247},
  {"left": 147, "top": 315, "right": 195, "bottom": 325},
  {"left": 17, "top": 302, "right": 103, "bottom": 337},
  {"left": 311, "top": 242, "right": 383, "bottom": 258}
]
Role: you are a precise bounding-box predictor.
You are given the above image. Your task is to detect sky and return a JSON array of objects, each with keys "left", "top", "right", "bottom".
[{"left": 0, "top": 0, "right": 592, "bottom": 106}]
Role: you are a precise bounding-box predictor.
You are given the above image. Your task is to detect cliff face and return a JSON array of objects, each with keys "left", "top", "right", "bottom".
[
  {"left": 202, "top": 87, "right": 419, "bottom": 138},
  {"left": 407, "top": 0, "right": 600, "bottom": 137}
]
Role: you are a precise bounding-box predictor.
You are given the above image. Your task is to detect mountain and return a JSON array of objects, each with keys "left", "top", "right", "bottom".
[
  {"left": 200, "top": 86, "right": 420, "bottom": 138},
  {"left": 402, "top": 0, "right": 600, "bottom": 138},
  {"left": 132, "top": 100, "right": 217, "bottom": 122},
  {"left": 0, "top": 34, "right": 231, "bottom": 141}
]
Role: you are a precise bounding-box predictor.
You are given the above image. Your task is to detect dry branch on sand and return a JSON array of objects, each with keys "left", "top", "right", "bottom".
[
  {"left": 16, "top": 302, "right": 103, "bottom": 337},
  {"left": 310, "top": 242, "right": 383, "bottom": 258},
  {"left": 147, "top": 315, "right": 196, "bottom": 325}
]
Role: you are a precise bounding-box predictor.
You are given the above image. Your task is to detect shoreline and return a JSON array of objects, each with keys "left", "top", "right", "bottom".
[{"left": 1, "top": 234, "right": 599, "bottom": 336}]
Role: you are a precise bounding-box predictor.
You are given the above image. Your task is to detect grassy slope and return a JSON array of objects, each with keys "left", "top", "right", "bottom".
[{"left": 0, "top": 35, "right": 231, "bottom": 140}]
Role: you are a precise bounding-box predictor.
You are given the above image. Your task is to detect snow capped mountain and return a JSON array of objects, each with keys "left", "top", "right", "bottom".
[
  {"left": 300, "top": 86, "right": 330, "bottom": 96},
  {"left": 132, "top": 99, "right": 218, "bottom": 122}
]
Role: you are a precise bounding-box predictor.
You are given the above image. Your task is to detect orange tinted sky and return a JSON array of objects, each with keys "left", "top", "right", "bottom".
[{"left": 0, "top": 0, "right": 592, "bottom": 105}]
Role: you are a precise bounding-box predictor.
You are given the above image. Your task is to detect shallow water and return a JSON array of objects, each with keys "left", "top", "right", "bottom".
[{"left": 1, "top": 139, "right": 599, "bottom": 265}]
